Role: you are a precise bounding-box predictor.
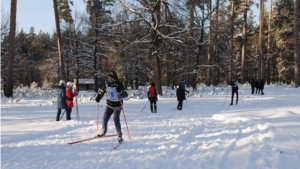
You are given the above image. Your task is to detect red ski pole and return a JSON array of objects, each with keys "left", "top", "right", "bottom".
[{"left": 119, "top": 94, "right": 131, "bottom": 140}]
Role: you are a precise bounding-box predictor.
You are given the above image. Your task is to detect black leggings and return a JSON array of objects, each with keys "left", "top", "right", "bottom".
[{"left": 231, "top": 90, "right": 238, "bottom": 104}]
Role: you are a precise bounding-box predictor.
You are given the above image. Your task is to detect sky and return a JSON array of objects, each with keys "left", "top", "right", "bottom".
[
  {"left": 1, "top": 84, "right": 300, "bottom": 168},
  {"left": 1, "top": 0, "right": 86, "bottom": 34}
]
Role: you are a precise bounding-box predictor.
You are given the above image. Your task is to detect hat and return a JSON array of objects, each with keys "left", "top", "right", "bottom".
[
  {"left": 58, "top": 80, "right": 65, "bottom": 86},
  {"left": 151, "top": 82, "right": 155, "bottom": 86},
  {"left": 107, "top": 71, "right": 118, "bottom": 80},
  {"left": 67, "top": 82, "right": 73, "bottom": 86}
]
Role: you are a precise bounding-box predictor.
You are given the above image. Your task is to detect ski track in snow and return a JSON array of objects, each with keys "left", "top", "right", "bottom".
[{"left": 1, "top": 85, "right": 300, "bottom": 169}]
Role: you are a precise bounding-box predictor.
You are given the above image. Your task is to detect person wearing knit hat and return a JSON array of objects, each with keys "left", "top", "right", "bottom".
[
  {"left": 95, "top": 71, "right": 128, "bottom": 143},
  {"left": 56, "top": 80, "right": 72, "bottom": 121},
  {"left": 65, "top": 82, "right": 78, "bottom": 120},
  {"left": 147, "top": 82, "right": 158, "bottom": 113}
]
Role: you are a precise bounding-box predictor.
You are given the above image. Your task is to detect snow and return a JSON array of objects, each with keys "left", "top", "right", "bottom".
[{"left": 1, "top": 85, "right": 300, "bottom": 169}]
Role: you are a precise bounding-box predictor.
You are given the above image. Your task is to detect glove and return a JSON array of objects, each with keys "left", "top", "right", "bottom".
[
  {"left": 148, "top": 97, "right": 150, "bottom": 101},
  {"left": 155, "top": 97, "right": 158, "bottom": 101},
  {"left": 74, "top": 91, "right": 79, "bottom": 96},
  {"left": 98, "top": 89, "right": 105, "bottom": 95},
  {"left": 116, "top": 86, "right": 122, "bottom": 93}
]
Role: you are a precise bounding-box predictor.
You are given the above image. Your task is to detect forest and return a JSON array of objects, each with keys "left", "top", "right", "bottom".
[{"left": 1, "top": 0, "right": 300, "bottom": 97}]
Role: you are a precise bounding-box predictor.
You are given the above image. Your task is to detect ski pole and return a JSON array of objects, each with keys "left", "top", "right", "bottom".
[
  {"left": 141, "top": 101, "right": 149, "bottom": 112},
  {"left": 118, "top": 94, "right": 131, "bottom": 140},
  {"left": 60, "top": 110, "right": 66, "bottom": 120},
  {"left": 223, "top": 87, "right": 229, "bottom": 105},
  {"left": 75, "top": 96, "right": 79, "bottom": 120},
  {"left": 239, "top": 87, "right": 245, "bottom": 105},
  {"left": 96, "top": 102, "right": 100, "bottom": 135},
  {"left": 185, "top": 87, "right": 190, "bottom": 107}
]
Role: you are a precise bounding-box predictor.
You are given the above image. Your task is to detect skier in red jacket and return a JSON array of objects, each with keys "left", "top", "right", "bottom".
[
  {"left": 65, "top": 82, "right": 78, "bottom": 120},
  {"left": 147, "top": 82, "right": 158, "bottom": 113}
]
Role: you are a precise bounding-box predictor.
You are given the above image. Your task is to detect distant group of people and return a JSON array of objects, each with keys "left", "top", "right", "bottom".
[
  {"left": 251, "top": 78, "right": 265, "bottom": 95},
  {"left": 56, "top": 80, "right": 78, "bottom": 121}
]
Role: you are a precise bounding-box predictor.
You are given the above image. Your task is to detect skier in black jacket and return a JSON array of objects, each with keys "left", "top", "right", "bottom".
[
  {"left": 229, "top": 77, "right": 239, "bottom": 105},
  {"left": 95, "top": 71, "right": 127, "bottom": 143}
]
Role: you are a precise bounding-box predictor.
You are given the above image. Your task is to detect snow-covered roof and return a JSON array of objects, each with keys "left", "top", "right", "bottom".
[{"left": 76, "top": 79, "right": 94, "bottom": 84}]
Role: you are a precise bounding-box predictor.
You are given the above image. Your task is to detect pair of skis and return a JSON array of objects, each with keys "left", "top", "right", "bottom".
[{"left": 68, "top": 134, "right": 122, "bottom": 149}]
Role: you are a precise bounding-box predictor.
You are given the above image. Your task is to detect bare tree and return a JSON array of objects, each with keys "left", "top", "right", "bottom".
[
  {"left": 53, "top": 0, "right": 65, "bottom": 80},
  {"left": 241, "top": 0, "right": 248, "bottom": 83},
  {"left": 4, "top": 0, "right": 17, "bottom": 98},
  {"left": 258, "top": 0, "right": 264, "bottom": 80},
  {"left": 267, "top": 0, "right": 272, "bottom": 84},
  {"left": 230, "top": 0, "right": 235, "bottom": 80}
]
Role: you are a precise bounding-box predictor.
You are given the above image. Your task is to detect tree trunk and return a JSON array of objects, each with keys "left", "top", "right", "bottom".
[
  {"left": 258, "top": 0, "right": 264, "bottom": 80},
  {"left": 294, "top": 0, "right": 300, "bottom": 86},
  {"left": 213, "top": 0, "right": 220, "bottom": 85},
  {"left": 207, "top": 0, "right": 212, "bottom": 85},
  {"left": 267, "top": 0, "right": 272, "bottom": 84},
  {"left": 53, "top": 0, "right": 65, "bottom": 80},
  {"left": 230, "top": 0, "right": 235, "bottom": 80},
  {"left": 152, "top": 0, "right": 162, "bottom": 95},
  {"left": 241, "top": 0, "right": 248, "bottom": 83},
  {"left": 5, "top": 0, "right": 17, "bottom": 98}
]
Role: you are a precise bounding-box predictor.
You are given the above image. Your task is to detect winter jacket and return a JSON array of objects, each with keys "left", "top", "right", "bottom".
[
  {"left": 148, "top": 86, "right": 158, "bottom": 100},
  {"left": 250, "top": 78, "right": 256, "bottom": 87},
  {"left": 65, "top": 86, "right": 77, "bottom": 108},
  {"left": 95, "top": 80, "right": 126, "bottom": 108},
  {"left": 57, "top": 85, "right": 71, "bottom": 109},
  {"left": 229, "top": 80, "right": 239, "bottom": 91},
  {"left": 176, "top": 86, "right": 186, "bottom": 101}
]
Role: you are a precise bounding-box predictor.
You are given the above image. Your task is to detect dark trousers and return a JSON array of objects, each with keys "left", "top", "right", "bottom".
[
  {"left": 256, "top": 87, "right": 260, "bottom": 94},
  {"left": 251, "top": 86, "right": 255, "bottom": 94},
  {"left": 56, "top": 108, "right": 72, "bottom": 121},
  {"left": 177, "top": 100, "right": 183, "bottom": 110},
  {"left": 231, "top": 89, "right": 238, "bottom": 104},
  {"left": 149, "top": 97, "right": 157, "bottom": 112},
  {"left": 102, "top": 106, "right": 122, "bottom": 137}
]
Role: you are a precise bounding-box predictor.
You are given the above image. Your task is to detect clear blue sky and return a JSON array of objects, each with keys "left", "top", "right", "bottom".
[{"left": 1, "top": 0, "right": 86, "bottom": 34}]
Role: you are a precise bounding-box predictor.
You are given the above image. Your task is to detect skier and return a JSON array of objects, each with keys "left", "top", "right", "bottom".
[
  {"left": 179, "top": 79, "right": 190, "bottom": 97},
  {"left": 147, "top": 82, "right": 158, "bottom": 113},
  {"left": 95, "top": 71, "right": 126, "bottom": 143},
  {"left": 229, "top": 77, "right": 239, "bottom": 105},
  {"left": 56, "top": 80, "right": 72, "bottom": 121},
  {"left": 65, "top": 82, "right": 78, "bottom": 120},
  {"left": 176, "top": 83, "right": 186, "bottom": 110}
]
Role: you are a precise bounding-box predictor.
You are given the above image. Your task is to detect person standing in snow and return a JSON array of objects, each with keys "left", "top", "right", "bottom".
[
  {"left": 65, "top": 82, "right": 78, "bottom": 120},
  {"left": 56, "top": 80, "right": 72, "bottom": 121},
  {"left": 95, "top": 71, "right": 127, "bottom": 143},
  {"left": 179, "top": 79, "right": 190, "bottom": 100},
  {"left": 229, "top": 77, "right": 239, "bottom": 105},
  {"left": 176, "top": 83, "right": 186, "bottom": 110},
  {"left": 147, "top": 82, "right": 158, "bottom": 113}
]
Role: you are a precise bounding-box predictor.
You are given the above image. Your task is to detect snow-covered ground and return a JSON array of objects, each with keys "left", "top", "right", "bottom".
[{"left": 1, "top": 85, "right": 300, "bottom": 169}]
